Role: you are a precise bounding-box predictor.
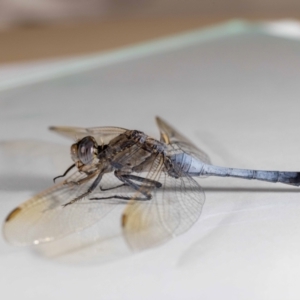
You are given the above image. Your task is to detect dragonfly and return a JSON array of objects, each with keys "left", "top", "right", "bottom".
[{"left": 3, "top": 117, "right": 300, "bottom": 251}]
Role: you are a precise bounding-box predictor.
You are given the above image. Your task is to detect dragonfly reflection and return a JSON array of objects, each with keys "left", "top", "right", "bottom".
[{"left": 3, "top": 117, "right": 300, "bottom": 251}]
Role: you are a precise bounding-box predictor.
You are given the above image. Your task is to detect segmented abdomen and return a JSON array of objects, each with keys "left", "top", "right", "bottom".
[{"left": 169, "top": 153, "right": 204, "bottom": 177}]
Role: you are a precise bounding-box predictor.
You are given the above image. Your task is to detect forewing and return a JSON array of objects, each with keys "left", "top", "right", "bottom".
[
  {"left": 3, "top": 169, "right": 126, "bottom": 246},
  {"left": 49, "top": 126, "right": 127, "bottom": 145},
  {"left": 156, "top": 116, "right": 211, "bottom": 164},
  {"left": 122, "top": 156, "right": 205, "bottom": 251}
]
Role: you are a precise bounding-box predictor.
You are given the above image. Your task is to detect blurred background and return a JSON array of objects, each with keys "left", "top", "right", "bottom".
[{"left": 1, "top": 0, "right": 300, "bottom": 64}]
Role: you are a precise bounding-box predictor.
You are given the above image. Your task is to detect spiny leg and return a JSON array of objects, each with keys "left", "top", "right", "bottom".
[
  {"left": 100, "top": 183, "right": 126, "bottom": 191},
  {"left": 63, "top": 172, "right": 103, "bottom": 206},
  {"left": 90, "top": 194, "right": 151, "bottom": 201},
  {"left": 91, "top": 171, "right": 159, "bottom": 201},
  {"left": 99, "top": 174, "right": 162, "bottom": 191},
  {"left": 122, "top": 174, "right": 162, "bottom": 188},
  {"left": 65, "top": 171, "right": 98, "bottom": 187}
]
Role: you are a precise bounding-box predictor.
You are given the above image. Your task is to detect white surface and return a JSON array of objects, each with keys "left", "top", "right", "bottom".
[{"left": 1, "top": 21, "right": 300, "bottom": 300}]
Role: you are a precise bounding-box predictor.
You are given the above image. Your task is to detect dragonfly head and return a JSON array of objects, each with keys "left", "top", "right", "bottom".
[{"left": 71, "top": 136, "right": 98, "bottom": 165}]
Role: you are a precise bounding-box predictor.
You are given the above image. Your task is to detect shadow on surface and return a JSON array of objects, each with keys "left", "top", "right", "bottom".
[{"left": 203, "top": 186, "right": 300, "bottom": 193}]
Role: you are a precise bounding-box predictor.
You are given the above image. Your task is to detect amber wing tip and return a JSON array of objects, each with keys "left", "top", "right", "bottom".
[
  {"left": 155, "top": 116, "right": 162, "bottom": 123},
  {"left": 49, "top": 126, "right": 59, "bottom": 131},
  {"left": 121, "top": 214, "right": 127, "bottom": 228},
  {"left": 5, "top": 207, "right": 22, "bottom": 223}
]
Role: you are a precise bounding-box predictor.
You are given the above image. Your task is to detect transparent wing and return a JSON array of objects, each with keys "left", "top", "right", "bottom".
[
  {"left": 49, "top": 126, "right": 127, "bottom": 145},
  {"left": 156, "top": 116, "right": 211, "bottom": 164},
  {"left": 122, "top": 156, "right": 205, "bottom": 251},
  {"left": 3, "top": 168, "right": 131, "bottom": 246}
]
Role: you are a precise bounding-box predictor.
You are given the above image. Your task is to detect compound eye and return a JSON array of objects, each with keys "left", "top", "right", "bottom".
[{"left": 77, "top": 136, "right": 96, "bottom": 165}]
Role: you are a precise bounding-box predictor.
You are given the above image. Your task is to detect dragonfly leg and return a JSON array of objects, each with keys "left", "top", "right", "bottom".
[
  {"left": 115, "top": 171, "right": 161, "bottom": 195},
  {"left": 53, "top": 163, "right": 76, "bottom": 183},
  {"left": 63, "top": 172, "right": 103, "bottom": 206},
  {"left": 90, "top": 195, "right": 151, "bottom": 201},
  {"left": 91, "top": 171, "right": 158, "bottom": 201},
  {"left": 65, "top": 171, "right": 98, "bottom": 187},
  {"left": 99, "top": 183, "right": 126, "bottom": 191},
  {"left": 99, "top": 174, "right": 162, "bottom": 191},
  {"left": 122, "top": 174, "right": 162, "bottom": 188}
]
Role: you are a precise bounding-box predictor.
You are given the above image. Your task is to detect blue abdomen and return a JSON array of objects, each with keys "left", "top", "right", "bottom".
[{"left": 169, "top": 153, "right": 204, "bottom": 177}]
